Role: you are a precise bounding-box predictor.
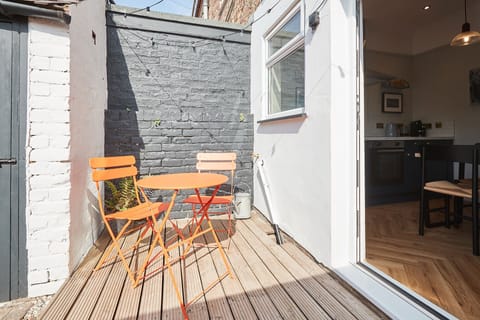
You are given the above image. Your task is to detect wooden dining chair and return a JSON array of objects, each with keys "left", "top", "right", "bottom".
[
  {"left": 89, "top": 155, "right": 168, "bottom": 286},
  {"left": 419, "top": 144, "right": 479, "bottom": 255},
  {"left": 183, "top": 152, "right": 237, "bottom": 244}
]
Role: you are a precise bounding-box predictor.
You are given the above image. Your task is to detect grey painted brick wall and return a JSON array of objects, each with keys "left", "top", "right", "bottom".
[{"left": 106, "top": 10, "right": 253, "bottom": 217}]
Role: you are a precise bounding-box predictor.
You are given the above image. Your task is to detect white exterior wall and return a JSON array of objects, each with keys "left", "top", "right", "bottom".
[
  {"left": 26, "top": 18, "right": 72, "bottom": 296},
  {"left": 68, "top": 0, "right": 106, "bottom": 271},
  {"left": 25, "top": 0, "right": 106, "bottom": 297},
  {"left": 252, "top": 1, "right": 457, "bottom": 318},
  {"left": 251, "top": 0, "right": 358, "bottom": 267}
]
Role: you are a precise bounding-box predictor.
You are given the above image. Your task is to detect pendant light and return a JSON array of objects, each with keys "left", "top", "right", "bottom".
[{"left": 450, "top": 0, "right": 480, "bottom": 46}]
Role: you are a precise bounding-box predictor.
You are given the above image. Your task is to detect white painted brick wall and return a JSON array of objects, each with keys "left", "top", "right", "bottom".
[
  {"left": 29, "top": 280, "right": 64, "bottom": 298},
  {"left": 26, "top": 18, "right": 72, "bottom": 297}
]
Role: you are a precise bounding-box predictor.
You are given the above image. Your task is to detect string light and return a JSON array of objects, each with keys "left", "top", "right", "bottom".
[
  {"left": 116, "top": 29, "right": 247, "bottom": 109},
  {"left": 116, "top": 0, "right": 329, "bottom": 49},
  {"left": 128, "top": 0, "right": 165, "bottom": 15}
]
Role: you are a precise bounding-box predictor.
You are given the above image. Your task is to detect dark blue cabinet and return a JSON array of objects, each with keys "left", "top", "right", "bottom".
[{"left": 366, "top": 139, "right": 453, "bottom": 206}]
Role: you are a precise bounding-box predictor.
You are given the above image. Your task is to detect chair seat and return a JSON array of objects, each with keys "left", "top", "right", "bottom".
[
  {"left": 425, "top": 180, "right": 473, "bottom": 198},
  {"left": 106, "top": 201, "right": 169, "bottom": 221},
  {"left": 183, "top": 194, "right": 233, "bottom": 205}
]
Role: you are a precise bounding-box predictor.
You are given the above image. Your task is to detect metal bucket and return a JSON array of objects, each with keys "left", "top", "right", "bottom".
[{"left": 234, "top": 192, "right": 251, "bottom": 219}]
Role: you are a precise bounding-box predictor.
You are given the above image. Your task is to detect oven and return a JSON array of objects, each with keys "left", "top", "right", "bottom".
[
  {"left": 368, "top": 141, "right": 405, "bottom": 185},
  {"left": 366, "top": 140, "right": 407, "bottom": 205}
]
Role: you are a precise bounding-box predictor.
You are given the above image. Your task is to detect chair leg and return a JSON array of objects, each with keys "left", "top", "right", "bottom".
[
  {"left": 95, "top": 220, "right": 132, "bottom": 271},
  {"left": 445, "top": 196, "right": 451, "bottom": 228},
  {"left": 103, "top": 221, "right": 138, "bottom": 286},
  {"left": 419, "top": 189, "right": 426, "bottom": 236},
  {"left": 473, "top": 202, "right": 479, "bottom": 256},
  {"left": 453, "top": 197, "right": 461, "bottom": 228},
  {"left": 205, "top": 217, "right": 234, "bottom": 279}
]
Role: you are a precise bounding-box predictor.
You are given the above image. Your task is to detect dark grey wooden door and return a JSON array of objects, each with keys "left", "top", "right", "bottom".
[{"left": 0, "top": 16, "right": 27, "bottom": 302}]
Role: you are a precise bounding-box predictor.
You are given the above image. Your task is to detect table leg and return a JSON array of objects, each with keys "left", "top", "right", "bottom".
[
  {"left": 135, "top": 190, "right": 178, "bottom": 286},
  {"left": 183, "top": 185, "right": 233, "bottom": 279}
]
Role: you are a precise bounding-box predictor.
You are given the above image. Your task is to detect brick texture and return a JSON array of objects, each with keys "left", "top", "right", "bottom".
[
  {"left": 208, "top": 0, "right": 261, "bottom": 24},
  {"left": 195, "top": 0, "right": 261, "bottom": 25},
  {"left": 26, "top": 19, "right": 71, "bottom": 296},
  {"left": 106, "top": 16, "right": 253, "bottom": 217}
]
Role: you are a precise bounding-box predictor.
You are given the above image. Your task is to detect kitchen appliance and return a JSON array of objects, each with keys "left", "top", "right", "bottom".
[
  {"left": 367, "top": 140, "right": 405, "bottom": 186},
  {"left": 410, "top": 120, "right": 425, "bottom": 137},
  {"left": 385, "top": 123, "right": 400, "bottom": 137},
  {"left": 401, "top": 124, "right": 410, "bottom": 136}
]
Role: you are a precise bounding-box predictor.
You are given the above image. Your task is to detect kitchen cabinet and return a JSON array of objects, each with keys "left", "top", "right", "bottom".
[
  {"left": 365, "top": 138, "right": 453, "bottom": 206},
  {"left": 405, "top": 140, "right": 453, "bottom": 196}
]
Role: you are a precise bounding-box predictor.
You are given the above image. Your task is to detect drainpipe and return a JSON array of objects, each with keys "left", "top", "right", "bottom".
[
  {"left": 0, "top": 0, "right": 71, "bottom": 24},
  {"left": 202, "top": 0, "right": 208, "bottom": 19},
  {"left": 252, "top": 153, "right": 284, "bottom": 245}
]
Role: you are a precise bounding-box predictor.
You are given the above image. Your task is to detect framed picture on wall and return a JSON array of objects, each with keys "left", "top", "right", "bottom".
[{"left": 382, "top": 92, "right": 403, "bottom": 113}]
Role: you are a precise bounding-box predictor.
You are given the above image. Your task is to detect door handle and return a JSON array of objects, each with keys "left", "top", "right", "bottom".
[{"left": 0, "top": 158, "right": 17, "bottom": 167}]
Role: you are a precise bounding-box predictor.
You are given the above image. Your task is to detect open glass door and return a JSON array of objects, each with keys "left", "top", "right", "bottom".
[{"left": 358, "top": 1, "right": 480, "bottom": 319}]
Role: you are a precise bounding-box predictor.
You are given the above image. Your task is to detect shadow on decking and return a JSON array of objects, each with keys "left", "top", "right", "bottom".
[{"left": 40, "top": 212, "right": 386, "bottom": 320}]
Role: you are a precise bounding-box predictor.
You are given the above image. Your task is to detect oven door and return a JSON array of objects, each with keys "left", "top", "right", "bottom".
[
  {"left": 366, "top": 141, "right": 409, "bottom": 205},
  {"left": 370, "top": 148, "right": 405, "bottom": 185}
]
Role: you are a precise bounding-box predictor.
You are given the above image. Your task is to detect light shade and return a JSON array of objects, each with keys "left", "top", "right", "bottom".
[{"left": 451, "top": 22, "right": 480, "bottom": 46}]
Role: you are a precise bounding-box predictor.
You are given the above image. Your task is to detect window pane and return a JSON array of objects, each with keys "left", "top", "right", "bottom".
[
  {"left": 268, "top": 11, "right": 301, "bottom": 57},
  {"left": 268, "top": 46, "right": 305, "bottom": 114}
]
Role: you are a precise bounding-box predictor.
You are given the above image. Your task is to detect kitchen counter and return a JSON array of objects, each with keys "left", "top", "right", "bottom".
[{"left": 365, "top": 136, "right": 454, "bottom": 141}]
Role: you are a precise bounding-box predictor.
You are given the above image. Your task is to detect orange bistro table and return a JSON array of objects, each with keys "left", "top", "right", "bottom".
[{"left": 136, "top": 172, "right": 234, "bottom": 319}]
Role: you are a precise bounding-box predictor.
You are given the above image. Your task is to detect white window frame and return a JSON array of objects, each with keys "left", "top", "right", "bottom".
[{"left": 262, "top": 2, "right": 305, "bottom": 121}]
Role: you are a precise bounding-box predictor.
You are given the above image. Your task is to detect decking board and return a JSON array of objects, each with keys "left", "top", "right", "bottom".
[
  {"left": 236, "top": 220, "right": 331, "bottom": 320},
  {"left": 250, "top": 214, "right": 386, "bottom": 320},
  {"left": 40, "top": 212, "right": 386, "bottom": 320},
  {"left": 193, "top": 224, "right": 234, "bottom": 320},
  {"left": 137, "top": 232, "right": 164, "bottom": 320},
  {"left": 40, "top": 234, "right": 110, "bottom": 320},
  {"left": 65, "top": 233, "right": 138, "bottom": 320},
  {"left": 204, "top": 221, "right": 258, "bottom": 320},
  {"left": 242, "top": 218, "right": 357, "bottom": 320},
  {"left": 114, "top": 231, "right": 151, "bottom": 320},
  {"left": 218, "top": 220, "right": 281, "bottom": 320},
  {"left": 231, "top": 220, "right": 307, "bottom": 320}
]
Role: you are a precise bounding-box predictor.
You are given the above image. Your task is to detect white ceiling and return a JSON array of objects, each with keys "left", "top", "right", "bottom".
[
  {"left": 363, "top": 0, "right": 462, "bottom": 32},
  {"left": 362, "top": 0, "right": 480, "bottom": 54}
]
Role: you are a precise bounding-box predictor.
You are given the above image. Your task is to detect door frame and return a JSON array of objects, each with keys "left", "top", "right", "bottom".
[
  {"left": 0, "top": 14, "right": 28, "bottom": 300},
  {"left": 352, "top": 1, "right": 455, "bottom": 319}
]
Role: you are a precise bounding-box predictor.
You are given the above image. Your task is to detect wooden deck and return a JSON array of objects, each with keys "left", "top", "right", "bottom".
[{"left": 40, "top": 211, "right": 386, "bottom": 320}]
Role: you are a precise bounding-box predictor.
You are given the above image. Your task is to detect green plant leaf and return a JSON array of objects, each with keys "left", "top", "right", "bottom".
[{"left": 104, "top": 178, "right": 137, "bottom": 213}]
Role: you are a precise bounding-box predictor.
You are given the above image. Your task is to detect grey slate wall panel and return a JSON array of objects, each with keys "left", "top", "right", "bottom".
[{"left": 106, "top": 11, "right": 253, "bottom": 217}]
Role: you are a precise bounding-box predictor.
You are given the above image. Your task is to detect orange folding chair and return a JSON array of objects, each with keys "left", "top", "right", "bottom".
[
  {"left": 183, "top": 152, "right": 237, "bottom": 244},
  {"left": 89, "top": 155, "right": 168, "bottom": 286}
]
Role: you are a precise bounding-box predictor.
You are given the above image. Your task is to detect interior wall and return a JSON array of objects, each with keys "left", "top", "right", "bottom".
[
  {"left": 68, "top": 0, "right": 107, "bottom": 270},
  {"left": 365, "top": 50, "right": 413, "bottom": 136},
  {"left": 412, "top": 44, "right": 480, "bottom": 144}
]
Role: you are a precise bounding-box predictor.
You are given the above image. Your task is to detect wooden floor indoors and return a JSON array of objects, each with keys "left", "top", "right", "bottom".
[
  {"left": 366, "top": 201, "right": 480, "bottom": 320},
  {"left": 40, "top": 211, "right": 386, "bottom": 320}
]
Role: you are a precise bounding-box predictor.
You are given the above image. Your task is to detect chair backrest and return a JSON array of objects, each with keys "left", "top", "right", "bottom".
[
  {"left": 89, "top": 155, "right": 141, "bottom": 213},
  {"left": 423, "top": 145, "right": 474, "bottom": 163},
  {"left": 422, "top": 144, "right": 476, "bottom": 183},
  {"left": 196, "top": 152, "right": 237, "bottom": 195},
  {"left": 90, "top": 155, "right": 138, "bottom": 182}
]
